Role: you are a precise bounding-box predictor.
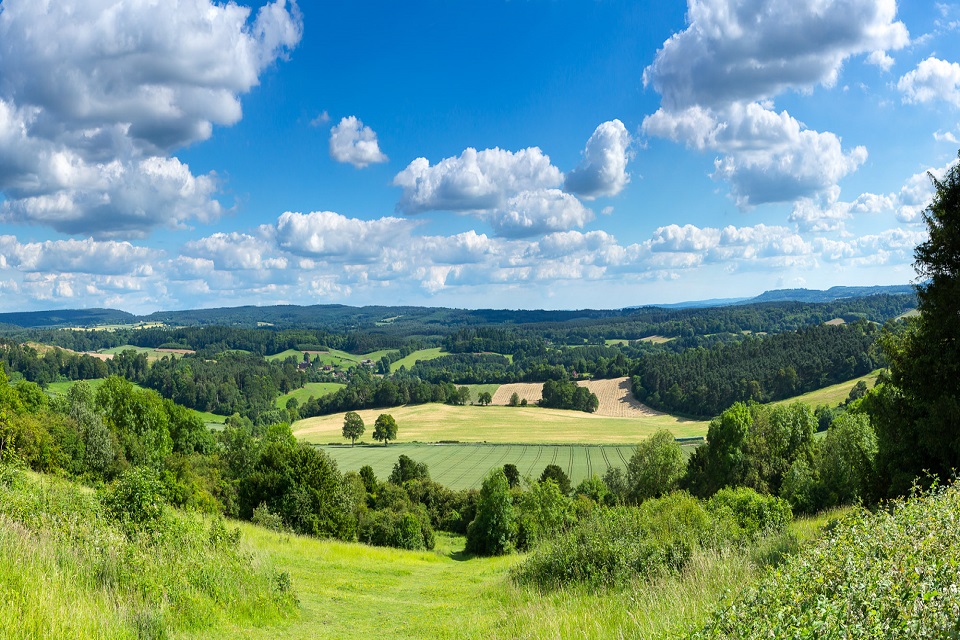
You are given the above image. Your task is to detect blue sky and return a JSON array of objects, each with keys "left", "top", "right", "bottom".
[{"left": 0, "top": 0, "right": 959, "bottom": 313}]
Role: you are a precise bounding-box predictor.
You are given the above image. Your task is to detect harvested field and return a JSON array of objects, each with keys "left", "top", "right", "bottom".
[
  {"left": 492, "top": 377, "right": 664, "bottom": 418},
  {"left": 490, "top": 382, "right": 543, "bottom": 406}
]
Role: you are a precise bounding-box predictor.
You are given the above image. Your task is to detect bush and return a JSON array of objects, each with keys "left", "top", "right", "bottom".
[
  {"left": 513, "top": 492, "right": 715, "bottom": 590},
  {"left": 100, "top": 467, "right": 168, "bottom": 538},
  {"left": 706, "top": 486, "right": 792, "bottom": 541},
  {"left": 695, "top": 483, "right": 960, "bottom": 638},
  {"left": 358, "top": 506, "right": 435, "bottom": 551}
]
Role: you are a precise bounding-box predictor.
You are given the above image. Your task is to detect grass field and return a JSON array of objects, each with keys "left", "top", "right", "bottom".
[
  {"left": 293, "top": 403, "right": 707, "bottom": 446},
  {"left": 265, "top": 348, "right": 394, "bottom": 367},
  {"left": 179, "top": 511, "right": 837, "bottom": 640},
  {"left": 769, "top": 370, "right": 881, "bottom": 410},
  {"left": 316, "top": 442, "right": 701, "bottom": 490},
  {"left": 389, "top": 347, "right": 448, "bottom": 372},
  {"left": 276, "top": 382, "right": 347, "bottom": 408}
]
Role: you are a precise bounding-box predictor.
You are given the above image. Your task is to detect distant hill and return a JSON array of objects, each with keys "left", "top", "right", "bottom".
[
  {"left": 748, "top": 284, "right": 915, "bottom": 304},
  {"left": 0, "top": 308, "right": 136, "bottom": 328},
  {"left": 0, "top": 284, "right": 915, "bottom": 330}
]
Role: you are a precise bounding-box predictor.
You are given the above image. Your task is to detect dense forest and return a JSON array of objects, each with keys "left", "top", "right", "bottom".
[{"left": 631, "top": 320, "right": 884, "bottom": 417}]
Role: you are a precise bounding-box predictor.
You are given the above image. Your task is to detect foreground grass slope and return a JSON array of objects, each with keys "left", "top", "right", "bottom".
[{"left": 0, "top": 467, "right": 296, "bottom": 640}]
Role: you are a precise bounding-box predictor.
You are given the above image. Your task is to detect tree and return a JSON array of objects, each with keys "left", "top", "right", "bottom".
[
  {"left": 465, "top": 468, "right": 516, "bottom": 556},
  {"left": 873, "top": 151, "right": 960, "bottom": 494},
  {"left": 508, "top": 392, "right": 520, "bottom": 407},
  {"left": 626, "top": 429, "right": 684, "bottom": 503},
  {"left": 373, "top": 413, "right": 398, "bottom": 446},
  {"left": 342, "top": 411, "right": 364, "bottom": 446},
  {"left": 389, "top": 454, "right": 429, "bottom": 484},
  {"left": 477, "top": 391, "right": 493, "bottom": 406},
  {"left": 539, "top": 464, "right": 571, "bottom": 495},
  {"left": 818, "top": 412, "right": 877, "bottom": 508},
  {"left": 502, "top": 463, "right": 520, "bottom": 488}
]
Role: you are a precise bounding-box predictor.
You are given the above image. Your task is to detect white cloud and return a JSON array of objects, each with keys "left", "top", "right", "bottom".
[
  {"left": 487, "top": 189, "right": 593, "bottom": 238},
  {"left": 641, "top": 0, "right": 905, "bottom": 208},
  {"left": 866, "top": 50, "right": 896, "bottom": 72},
  {"left": 564, "top": 120, "right": 632, "bottom": 198},
  {"left": 645, "top": 102, "right": 867, "bottom": 207},
  {"left": 393, "top": 146, "right": 563, "bottom": 214},
  {"left": 0, "top": 0, "right": 302, "bottom": 237},
  {"left": 272, "top": 210, "right": 414, "bottom": 261},
  {"left": 898, "top": 57, "right": 960, "bottom": 108},
  {"left": 329, "top": 116, "right": 389, "bottom": 168},
  {"left": 643, "top": 0, "right": 908, "bottom": 110},
  {"left": 934, "top": 129, "right": 959, "bottom": 143}
]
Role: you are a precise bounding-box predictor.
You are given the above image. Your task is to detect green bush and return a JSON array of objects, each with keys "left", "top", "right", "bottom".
[
  {"left": 695, "top": 482, "right": 960, "bottom": 638},
  {"left": 706, "top": 486, "right": 792, "bottom": 541},
  {"left": 513, "top": 492, "right": 715, "bottom": 590}
]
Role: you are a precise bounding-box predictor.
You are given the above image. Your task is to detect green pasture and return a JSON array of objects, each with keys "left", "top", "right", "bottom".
[
  {"left": 316, "top": 442, "right": 700, "bottom": 490},
  {"left": 389, "top": 347, "right": 448, "bottom": 371},
  {"left": 293, "top": 403, "right": 708, "bottom": 445},
  {"left": 769, "top": 370, "right": 881, "bottom": 410},
  {"left": 276, "top": 382, "right": 346, "bottom": 408},
  {"left": 266, "top": 348, "right": 393, "bottom": 368}
]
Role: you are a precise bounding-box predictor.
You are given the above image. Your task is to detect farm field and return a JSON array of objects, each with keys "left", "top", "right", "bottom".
[
  {"left": 490, "top": 377, "right": 667, "bottom": 419},
  {"left": 316, "top": 442, "right": 698, "bottom": 490},
  {"left": 92, "top": 344, "right": 193, "bottom": 361},
  {"left": 276, "top": 382, "right": 346, "bottom": 408},
  {"left": 292, "top": 403, "right": 707, "bottom": 445}
]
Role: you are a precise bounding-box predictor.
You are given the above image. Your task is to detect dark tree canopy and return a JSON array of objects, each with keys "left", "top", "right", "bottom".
[
  {"left": 373, "top": 413, "right": 398, "bottom": 445},
  {"left": 874, "top": 151, "right": 960, "bottom": 494},
  {"left": 539, "top": 464, "right": 571, "bottom": 495}
]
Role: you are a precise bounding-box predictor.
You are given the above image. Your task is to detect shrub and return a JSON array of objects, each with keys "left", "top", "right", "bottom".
[
  {"left": 695, "top": 483, "right": 960, "bottom": 638},
  {"left": 706, "top": 486, "right": 792, "bottom": 541},
  {"left": 513, "top": 492, "right": 715, "bottom": 590}
]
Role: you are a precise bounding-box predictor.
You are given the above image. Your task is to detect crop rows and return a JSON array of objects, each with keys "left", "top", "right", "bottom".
[{"left": 317, "top": 443, "right": 646, "bottom": 490}]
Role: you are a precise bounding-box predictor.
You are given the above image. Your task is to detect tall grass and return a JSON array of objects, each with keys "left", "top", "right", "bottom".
[{"left": 0, "top": 464, "right": 298, "bottom": 639}]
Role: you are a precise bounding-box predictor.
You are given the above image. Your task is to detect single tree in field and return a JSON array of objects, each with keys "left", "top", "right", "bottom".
[
  {"left": 477, "top": 391, "right": 493, "bottom": 406},
  {"left": 342, "top": 411, "right": 364, "bottom": 446},
  {"left": 373, "top": 413, "right": 398, "bottom": 446},
  {"left": 872, "top": 150, "right": 960, "bottom": 494},
  {"left": 508, "top": 392, "right": 520, "bottom": 407}
]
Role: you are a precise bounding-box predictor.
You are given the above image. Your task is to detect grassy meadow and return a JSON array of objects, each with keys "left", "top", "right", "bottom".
[
  {"left": 275, "top": 382, "right": 347, "bottom": 408},
  {"left": 292, "top": 403, "right": 709, "bottom": 446},
  {"left": 768, "top": 370, "right": 881, "bottom": 409},
  {"left": 389, "top": 347, "right": 449, "bottom": 371}
]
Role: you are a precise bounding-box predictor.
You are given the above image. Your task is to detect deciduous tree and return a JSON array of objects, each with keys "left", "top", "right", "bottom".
[{"left": 342, "top": 411, "right": 364, "bottom": 446}]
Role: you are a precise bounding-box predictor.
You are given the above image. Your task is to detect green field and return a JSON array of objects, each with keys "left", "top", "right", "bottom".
[
  {"left": 293, "top": 403, "right": 708, "bottom": 445},
  {"left": 276, "top": 382, "right": 346, "bottom": 408},
  {"left": 266, "top": 348, "right": 394, "bottom": 367},
  {"left": 316, "top": 442, "right": 700, "bottom": 490},
  {"left": 389, "top": 347, "right": 448, "bottom": 371},
  {"left": 769, "top": 370, "right": 881, "bottom": 410}
]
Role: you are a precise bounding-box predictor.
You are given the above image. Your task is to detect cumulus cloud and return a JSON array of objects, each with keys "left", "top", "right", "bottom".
[
  {"left": 641, "top": 0, "right": 906, "bottom": 207},
  {"left": 898, "top": 57, "right": 960, "bottom": 108},
  {"left": 272, "top": 210, "right": 414, "bottom": 262},
  {"left": 329, "top": 116, "right": 389, "bottom": 168},
  {"left": 564, "top": 120, "right": 632, "bottom": 198},
  {"left": 393, "top": 147, "right": 563, "bottom": 214},
  {"left": 645, "top": 102, "right": 867, "bottom": 207},
  {"left": 486, "top": 189, "right": 593, "bottom": 238},
  {"left": 643, "top": 0, "right": 908, "bottom": 109},
  {"left": 0, "top": 0, "right": 302, "bottom": 237},
  {"left": 866, "top": 50, "right": 896, "bottom": 72}
]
